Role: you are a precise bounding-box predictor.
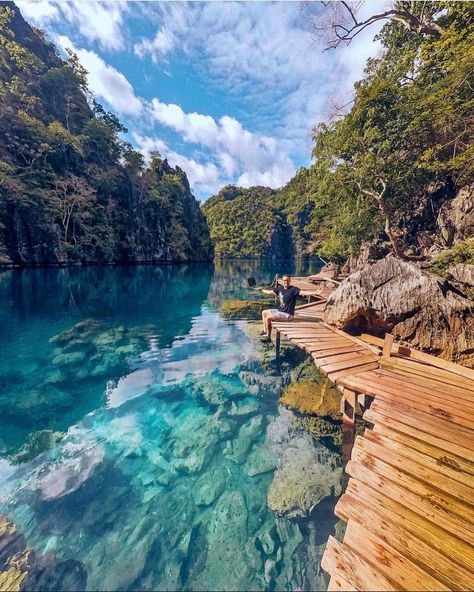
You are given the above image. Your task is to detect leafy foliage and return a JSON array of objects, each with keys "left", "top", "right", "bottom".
[
  {"left": 431, "top": 238, "right": 474, "bottom": 278},
  {"left": 0, "top": 4, "right": 212, "bottom": 265},
  {"left": 202, "top": 185, "right": 293, "bottom": 259}
]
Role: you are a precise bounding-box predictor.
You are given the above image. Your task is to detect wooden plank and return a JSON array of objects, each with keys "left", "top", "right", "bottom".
[
  {"left": 360, "top": 333, "right": 474, "bottom": 382},
  {"left": 319, "top": 355, "right": 380, "bottom": 375},
  {"left": 355, "top": 434, "right": 474, "bottom": 502},
  {"left": 322, "top": 536, "right": 397, "bottom": 591},
  {"left": 364, "top": 408, "right": 474, "bottom": 462},
  {"left": 364, "top": 429, "right": 474, "bottom": 487},
  {"left": 374, "top": 368, "right": 474, "bottom": 401},
  {"left": 327, "top": 575, "right": 358, "bottom": 592},
  {"left": 371, "top": 393, "right": 473, "bottom": 430},
  {"left": 340, "top": 372, "right": 474, "bottom": 421},
  {"left": 382, "top": 333, "right": 394, "bottom": 357},
  {"left": 312, "top": 346, "right": 365, "bottom": 359},
  {"left": 372, "top": 422, "right": 474, "bottom": 476},
  {"left": 344, "top": 520, "right": 450, "bottom": 591},
  {"left": 304, "top": 343, "right": 360, "bottom": 354},
  {"left": 345, "top": 479, "right": 474, "bottom": 573},
  {"left": 380, "top": 356, "right": 474, "bottom": 392},
  {"left": 336, "top": 492, "right": 474, "bottom": 590},
  {"left": 315, "top": 350, "right": 378, "bottom": 366},
  {"left": 328, "top": 362, "right": 379, "bottom": 382},
  {"left": 370, "top": 399, "right": 474, "bottom": 449},
  {"left": 347, "top": 457, "right": 474, "bottom": 541},
  {"left": 323, "top": 324, "right": 381, "bottom": 354}
]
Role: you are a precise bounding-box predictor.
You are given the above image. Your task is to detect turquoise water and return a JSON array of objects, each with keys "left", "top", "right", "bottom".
[{"left": 0, "top": 261, "right": 343, "bottom": 591}]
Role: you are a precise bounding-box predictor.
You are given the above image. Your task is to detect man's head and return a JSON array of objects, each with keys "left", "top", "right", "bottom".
[{"left": 282, "top": 274, "right": 291, "bottom": 287}]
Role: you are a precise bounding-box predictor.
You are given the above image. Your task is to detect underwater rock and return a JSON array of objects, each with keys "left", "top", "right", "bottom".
[
  {"left": 267, "top": 408, "right": 343, "bottom": 518},
  {"left": 291, "top": 415, "right": 343, "bottom": 446},
  {"left": 52, "top": 351, "right": 87, "bottom": 367},
  {"left": 223, "top": 416, "right": 263, "bottom": 464},
  {"left": 219, "top": 299, "right": 273, "bottom": 320},
  {"left": 186, "top": 371, "right": 247, "bottom": 407},
  {"left": 227, "top": 397, "right": 259, "bottom": 416},
  {"left": 242, "top": 444, "right": 277, "bottom": 477},
  {"left": 191, "top": 490, "right": 257, "bottom": 590},
  {"left": 280, "top": 381, "right": 342, "bottom": 419},
  {"left": 193, "top": 468, "right": 226, "bottom": 506},
  {"left": 170, "top": 415, "right": 221, "bottom": 474},
  {"left": 10, "top": 429, "right": 63, "bottom": 464}
]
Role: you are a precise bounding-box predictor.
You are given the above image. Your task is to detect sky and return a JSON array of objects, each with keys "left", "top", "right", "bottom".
[{"left": 17, "top": 0, "right": 385, "bottom": 200}]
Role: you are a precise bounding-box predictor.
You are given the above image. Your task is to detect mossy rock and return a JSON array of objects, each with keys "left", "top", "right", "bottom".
[
  {"left": 219, "top": 299, "right": 274, "bottom": 320},
  {"left": 279, "top": 381, "right": 342, "bottom": 419}
]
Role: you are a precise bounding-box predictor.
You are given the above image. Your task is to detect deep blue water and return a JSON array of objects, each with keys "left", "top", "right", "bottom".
[{"left": 0, "top": 261, "right": 343, "bottom": 591}]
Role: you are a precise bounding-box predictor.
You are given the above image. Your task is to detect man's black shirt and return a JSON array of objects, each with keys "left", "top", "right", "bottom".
[{"left": 273, "top": 284, "right": 301, "bottom": 315}]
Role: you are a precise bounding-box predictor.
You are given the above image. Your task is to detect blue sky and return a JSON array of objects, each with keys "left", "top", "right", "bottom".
[{"left": 18, "top": 1, "right": 383, "bottom": 200}]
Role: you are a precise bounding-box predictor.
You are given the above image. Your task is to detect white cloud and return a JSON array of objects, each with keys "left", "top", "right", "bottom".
[
  {"left": 133, "top": 133, "right": 221, "bottom": 195},
  {"left": 56, "top": 36, "right": 143, "bottom": 116},
  {"left": 148, "top": 99, "right": 295, "bottom": 190},
  {"left": 134, "top": 27, "right": 174, "bottom": 62},
  {"left": 17, "top": 0, "right": 59, "bottom": 25},
  {"left": 17, "top": 0, "right": 127, "bottom": 51},
  {"left": 136, "top": 2, "right": 384, "bottom": 161}
]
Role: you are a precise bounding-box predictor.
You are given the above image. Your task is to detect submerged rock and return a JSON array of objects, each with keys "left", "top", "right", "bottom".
[
  {"left": 219, "top": 299, "right": 273, "bottom": 320},
  {"left": 279, "top": 381, "right": 342, "bottom": 419},
  {"left": 324, "top": 254, "right": 474, "bottom": 365},
  {"left": 266, "top": 408, "right": 343, "bottom": 518},
  {"left": 193, "top": 468, "right": 227, "bottom": 506},
  {"left": 10, "top": 429, "right": 63, "bottom": 464}
]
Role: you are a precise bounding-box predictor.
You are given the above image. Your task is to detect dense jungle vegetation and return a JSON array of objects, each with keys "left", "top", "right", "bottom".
[
  {"left": 0, "top": 3, "right": 212, "bottom": 265},
  {"left": 204, "top": 1, "right": 474, "bottom": 261}
]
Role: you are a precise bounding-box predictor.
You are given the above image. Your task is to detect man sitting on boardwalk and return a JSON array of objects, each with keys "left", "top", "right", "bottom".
[{"left": 260, "top": 274, "right": 312, "bottom": 343}]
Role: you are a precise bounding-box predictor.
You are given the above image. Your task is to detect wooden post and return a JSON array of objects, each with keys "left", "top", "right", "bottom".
[
  {"left": 357, "top": 392, "right": 371, "bottom": 413},
  {"left": 383, "top": 333, "right": 395, "bottom": 357},
  {"left": 275, "top": 329, "right": 281, "bottom": 358},
  {"left": 342, "top": 389, "right": 356, "bottom": 426}
]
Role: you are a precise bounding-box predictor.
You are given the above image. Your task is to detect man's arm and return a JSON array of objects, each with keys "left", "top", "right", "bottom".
[{"left": 261, "top": 289, "right": 275, "bottom": 295}]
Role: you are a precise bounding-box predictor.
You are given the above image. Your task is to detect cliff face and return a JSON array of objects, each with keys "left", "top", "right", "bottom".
[{"left": 0, "top": 3, "right": 213, "bottom": 265}]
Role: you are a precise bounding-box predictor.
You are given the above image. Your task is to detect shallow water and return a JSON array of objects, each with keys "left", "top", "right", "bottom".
[{"left": 0, "top": 261, "right": 343, "bottom": 591}]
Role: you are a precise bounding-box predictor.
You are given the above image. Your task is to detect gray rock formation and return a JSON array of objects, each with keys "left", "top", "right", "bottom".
[
  {"left": 323, "top": 254, "right": 474, "bottom": 365},
  {"left": 437, "top": 184, "right": 474, "bottom": 247}
]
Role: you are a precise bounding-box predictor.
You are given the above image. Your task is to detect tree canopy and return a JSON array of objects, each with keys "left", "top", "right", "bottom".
[{"left": 0, "top": 3, "right": 212, "bottom": 265}]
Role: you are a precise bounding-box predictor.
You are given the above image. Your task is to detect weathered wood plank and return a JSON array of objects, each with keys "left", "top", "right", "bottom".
[
  {"left": 327, "top": 574, "right": 358, "bottom": 592},
  {"left": 360, "top": 333, "right": 474, "bottom": 382},
  {"left": 371, "top": 422, "right": 474, "bottom": 476},
  {"left": 364, "top": 429, "right": 473, "bottom": 487},
  {"left": 336, "top": 491, "right": 474, "bottom": 590},
  {"left": 320, "top": 355, "right": 380, "bottom": 374},
  {"left": 370, "top": 400, "right": 474, "bottom": 449},
  {"left": 344, "top": 520, "right": 450, "bottom": 591},
  {"left": 364, "top": 408, "right": 474, "bottom": 462},
  {"left": 340, "top": 369, "right": 474, "bottom": 410},
  {"left": 346, "top": 457, "right": 474, "bottom": 542},
  {"left": 380, "top": 356, "right": 474, "bottom": 392},
  {"left": 355, "top": 434, "right": 474, "bottom": 501},
  {"left": 345, "top": 479, "right": 474, "bottom": 573},
  {"left": 322, "top": 536, "right": 397, "bottom": 591},
  {"left": 327, "top": 362, "right": 379, "bottom": 382}
]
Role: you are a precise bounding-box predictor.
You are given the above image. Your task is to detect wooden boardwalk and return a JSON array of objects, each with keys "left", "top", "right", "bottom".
[{"left": 273, "top": 303, "right": 474, "bottom": 592}]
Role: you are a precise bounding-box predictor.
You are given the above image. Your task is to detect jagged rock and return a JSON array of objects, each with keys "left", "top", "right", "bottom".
[
  {"left": 324, "top": 254, "right": 474, "bottom": 365},
  {"left": 279, "top": 381, "right": 341, "bottom": 419},
  {"left": 437, "top": 184, "right": 474, "bottom": 246},
  {"left": 193, "top": 468, "right": 226, "bottom": 506},
  {"left": 447, "top": 263, "right": 474, "bottom": 289},
  {"left": 267, "top": 409, "right": 343, "bottom": 517}
]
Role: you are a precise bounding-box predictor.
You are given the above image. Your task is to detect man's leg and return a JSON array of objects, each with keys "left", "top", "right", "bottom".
[{"left": 261, "top": 309, "right": 270, "bottom": 334}]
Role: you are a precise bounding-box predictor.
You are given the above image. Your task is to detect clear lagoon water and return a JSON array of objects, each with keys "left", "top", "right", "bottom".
[{"left": 0, "top": 261, "right": 344, "bottom": 591}]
